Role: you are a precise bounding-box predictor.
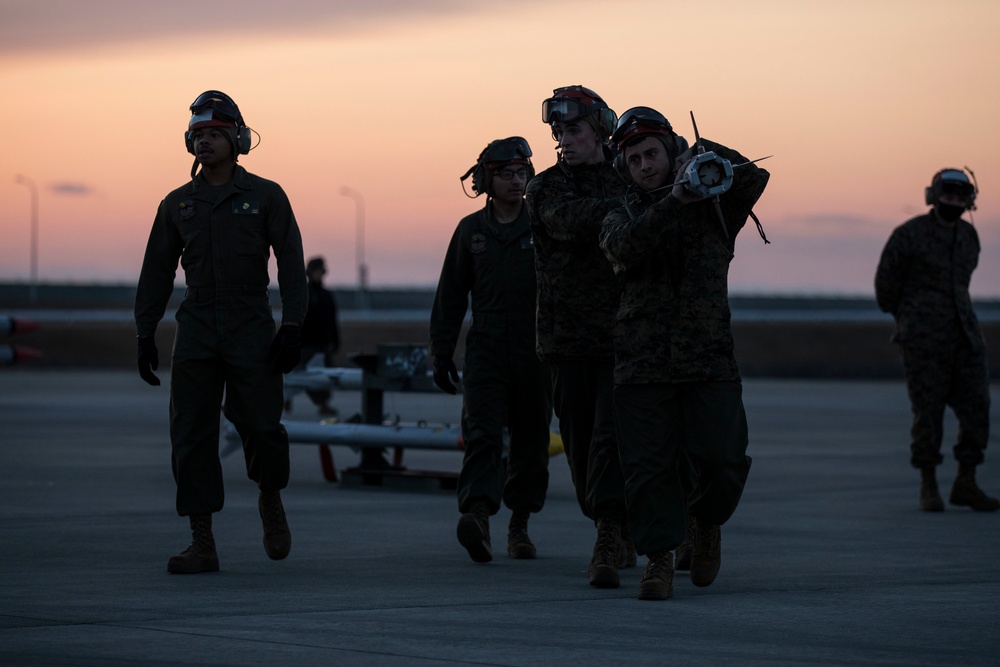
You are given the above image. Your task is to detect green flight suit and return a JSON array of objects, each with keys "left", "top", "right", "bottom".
[
  {"left": 430, "top": 204, "right": 552, "bottom": 515},
  {"left": 135, "top": 165, "right": 306, "bottom": 516}
]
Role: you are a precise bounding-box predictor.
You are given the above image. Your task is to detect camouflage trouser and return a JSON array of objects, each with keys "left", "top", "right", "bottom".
[
  {"left": 551, "top": 359, "right": 627, "bottom": 523},
  {"left": 901, "top": 343, "right": 990, "bottom": 469},
  {"left": 614, "top": 381, "right": 751, "bottom": 556},
  {"left": 170, "top": 293, "right": 289, "bottom": 517}
]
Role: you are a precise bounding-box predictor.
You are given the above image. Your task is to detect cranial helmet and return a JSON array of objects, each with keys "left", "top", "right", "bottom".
[
  {"left": 542, "top": 85, "right": 617, "bottom": 138},
  {"left": 611, "top": 106, "right": 689, "bottom": 184},
  {"left": 184, "top": 90, "right": 251, "bottom": 158},
  {"left": 612, "top": 106, "right": 675, "bottom": 149},
  {"left": 925, "top": 168, "right": 977, "bottom": 210},
  {"left": 460, "top": 136, "right": 534, "bottom": 198}
]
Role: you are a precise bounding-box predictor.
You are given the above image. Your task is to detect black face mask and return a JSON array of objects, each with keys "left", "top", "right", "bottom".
[{"left": 936, "top": 203, "right": 965, "bottom": 223}]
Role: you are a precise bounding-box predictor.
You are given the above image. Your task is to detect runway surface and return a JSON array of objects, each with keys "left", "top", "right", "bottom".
[{"left": 1, "top": 371, "right": 998, "bottom": 666}]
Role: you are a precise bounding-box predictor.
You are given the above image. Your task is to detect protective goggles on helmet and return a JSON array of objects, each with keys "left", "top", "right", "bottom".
[
  {"left": 188, "top": 90, "right": 243, "bottom": 128},
  {"left": 542, "top": 85, "right": 607, "bottom": 124},
  {"left": 611, "top": 106, "right": 674, "bottom": 148},
  {"left": 481, "top": 136, "right": 532, "bottom": 163},
  {"left": 926, "top": 168, "right": 978, "bottom": 208}
]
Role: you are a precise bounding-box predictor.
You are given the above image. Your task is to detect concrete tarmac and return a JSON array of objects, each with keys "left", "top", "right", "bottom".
[{"left": 1, "top": 371, "right": 998, "bottom": 666}]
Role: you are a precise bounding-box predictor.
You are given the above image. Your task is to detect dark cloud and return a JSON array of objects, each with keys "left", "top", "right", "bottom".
[
  {"left": 0, "top": 0, "right": 532, "bottom": 57},
  {"left": 49, "top": 182, "right": 95, "bottom": 196}
]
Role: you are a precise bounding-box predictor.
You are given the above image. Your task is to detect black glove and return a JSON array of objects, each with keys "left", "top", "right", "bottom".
[
  {"left": 137, "top": 336, "right": 160, "bottom": 386},
  {"left": 269, "top": 325, "right": 302, "bottom": 374},
  {"left": 432, "top": 356, "right": 460, "bottom": 395}
]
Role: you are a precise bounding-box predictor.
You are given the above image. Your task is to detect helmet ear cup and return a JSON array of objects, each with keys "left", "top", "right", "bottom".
[
  {"left": 234, "top": 125, "right": 251, "bottom": 155},
  {"left": 613, "top": 150, "right": 631, "bottom": 184},
  {"left": 672, "top": 135, "right": 689, "bottom": 163},
  {"left": 471, "top": 164, "right": 487, "bottom": 197}
]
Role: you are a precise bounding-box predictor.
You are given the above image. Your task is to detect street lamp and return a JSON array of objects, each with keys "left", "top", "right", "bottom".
[
  {"left": 14, "top": 175, "right": 39, "bottom": 304},
  {"left": 339, "top": 186, "right": 369, "bottom": 310}
]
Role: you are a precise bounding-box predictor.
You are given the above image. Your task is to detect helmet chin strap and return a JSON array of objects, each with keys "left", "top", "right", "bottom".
[{"left": 190, "top": 157, "right": 200, "bottom": 180}]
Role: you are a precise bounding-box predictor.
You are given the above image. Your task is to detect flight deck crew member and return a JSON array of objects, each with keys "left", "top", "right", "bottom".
[
  {"left": 600, "top": 106, "right": 769, "bottom": 599},
  {"left": 295, "top": 256, "right": 341, "bottom": 416},
  {"left": 875, "top": 168, "right": 998, "bottom": 513},
  {"left": 135, "top": 90, "right": 307, "bottom": 574},
  {"left": 525, "top": 86, "right": 633, "bottom": 589},
  {"left": 431, "top": 137, "right": 552, "bottom": 563}
]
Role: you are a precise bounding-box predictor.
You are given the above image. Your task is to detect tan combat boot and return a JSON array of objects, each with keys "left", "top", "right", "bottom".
[
  {"left": 167, "top": 514, "right": 219, "bottom": 574},
  {"left": 638, "top": 549, "right": 674, "bottom": 600},
  {"left": 259, "top": 490, "right": 292, "bottom": 560},
  {"left": 690, "top": 518, "right": 721, "bottom": 588},
  {"left": 919, "top": 467, "right": 944, "bottom": 512},
  {"left": 949, "top": 464, "right": 1000, "bottom": 512},
  {"left": 507, "top": 510, "right": 536, "bottom": 559},
  {"left": 589, "top": 518, "right": 621, "bottom": 588},
  {"left": 619, "top": 523, "right": 637, "bottom": 569},
  {"left": 675, "top": 515, "right": 695, "bottom": 571},
  {"left": 457, "top": 501, "right": 492, "bottom": 563}
]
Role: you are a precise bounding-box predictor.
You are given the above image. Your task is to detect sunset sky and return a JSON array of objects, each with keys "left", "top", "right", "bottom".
[{"left": 2, "top": 0, "right": 999, "bottom": 296}]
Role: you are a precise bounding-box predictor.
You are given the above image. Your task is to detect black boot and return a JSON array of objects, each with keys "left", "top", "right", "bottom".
[{"left": 167, "top": 514, "right": 219, "bottom": 574}]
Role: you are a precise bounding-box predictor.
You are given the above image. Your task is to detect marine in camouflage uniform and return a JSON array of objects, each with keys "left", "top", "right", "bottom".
[
  {"left": 430, "top": 137, "right": 552, "bottom": 564},
  {"left": 135, "top": 91, "right": 307, "bottom": 573},
  {"left": 599, "top": 106, "right": 769, "bottom": 599},
  {"left": 526, "top": 86, "right": 631, "bottom": 589},
  {"left": 875, "top": 168, "right": 997, "bottom": 512}
]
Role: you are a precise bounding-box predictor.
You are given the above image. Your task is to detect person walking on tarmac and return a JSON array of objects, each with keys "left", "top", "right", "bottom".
[
  {"left": 524, "top": 85, "right": 634, "bottom": 588},
  {"left": 600, "top": 106, "right": 769, "bottom": 600},
  {"left": 875, "top": 168, "right": 998, "bottom": 513},
  {"left": 135, "top": 90, "right": 307, "bottom": 574},
  {"left": 430, "top": 137, "right": 553, "bottom": 563}
]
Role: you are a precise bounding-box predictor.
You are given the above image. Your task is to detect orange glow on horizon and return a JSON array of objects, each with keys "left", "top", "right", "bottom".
[{"left": 2, "top": 0, "right": 999, "bottom": 296}]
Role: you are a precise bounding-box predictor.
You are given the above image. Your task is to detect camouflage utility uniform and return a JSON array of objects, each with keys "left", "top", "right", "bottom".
[
  {"left": 136, "top": 165, "right": 307, "bottom": 516},
  {"left": 875, "top": 211, "right": 990, "bottom": 470},
  {"left": 599, "top": 139, "right": 769, "bottom": 555},
  {"left": 430, "top": 205, "right": 552, "bottom": 517},
  {"left": 525, "top": 159, "right": 628, "bottom": 522}
]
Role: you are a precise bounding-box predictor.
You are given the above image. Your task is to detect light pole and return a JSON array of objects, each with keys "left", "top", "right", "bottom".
[
  {"left": 14, "top": 175, "right": 39, "bottom": 304},
  {"left": 339, "top": 186, "right": 369, "bottom": 310}
]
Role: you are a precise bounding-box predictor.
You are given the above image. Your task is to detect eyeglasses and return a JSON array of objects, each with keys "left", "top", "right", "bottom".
[
  {"left": 495, "top": 168, "right": 528, "bottom": 181},
  {"left": 611, "top": 106, "right": 672, "bottom": 146}
]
